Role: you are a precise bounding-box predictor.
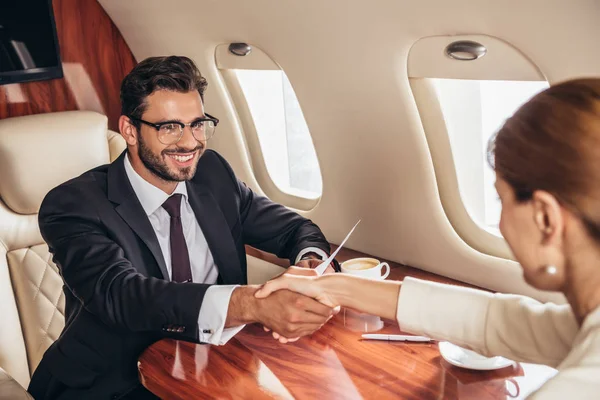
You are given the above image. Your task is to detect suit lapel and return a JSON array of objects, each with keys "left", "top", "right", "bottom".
[
  {"left": 186, "top": 181, "right": 244, "bottom": 284},
  {"left": 107, "top": 152, "right": 169, "bottom": 280}
]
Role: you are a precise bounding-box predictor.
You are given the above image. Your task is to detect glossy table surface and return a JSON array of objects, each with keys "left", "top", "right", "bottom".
[{"left": 138, "top": 247, "right": 557, "bottom": 399}]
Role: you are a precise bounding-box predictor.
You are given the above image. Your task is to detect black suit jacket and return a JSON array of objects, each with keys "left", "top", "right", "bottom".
[{"left": 28, "top": 150, "right": 330, "bottom": 400}]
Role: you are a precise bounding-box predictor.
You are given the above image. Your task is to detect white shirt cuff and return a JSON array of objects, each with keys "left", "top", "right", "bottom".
[
  {"left": 295, "top": 247, "right": 328, "bottom": 264},
  {"left": 197, "top": 285, "right": 245, "bottom": 345}
]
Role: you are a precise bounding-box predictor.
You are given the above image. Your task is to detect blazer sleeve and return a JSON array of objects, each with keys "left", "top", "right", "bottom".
[
  {"left": 213, "top": 152, "right": 331, "bottom": 264},
  {"left": 396, "top": 277, "right": 579, "bottom": 367},
  {"left": 39, "top": 183, "right": 208, "bottom": 342}
]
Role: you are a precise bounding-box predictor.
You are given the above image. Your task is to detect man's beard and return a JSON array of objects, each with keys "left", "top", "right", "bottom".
[{"left": 137, "top": 135, "right": 203, "bottom": 182}]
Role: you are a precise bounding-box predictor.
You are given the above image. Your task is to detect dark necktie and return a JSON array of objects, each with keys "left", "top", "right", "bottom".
[{"left": 162, "top": 194, "right": 193, "bottom": 283}]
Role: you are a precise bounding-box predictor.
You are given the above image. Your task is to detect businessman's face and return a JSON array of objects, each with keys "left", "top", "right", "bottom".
[{"left": 136, "top": 90, "right": 207, "bottom": 182}]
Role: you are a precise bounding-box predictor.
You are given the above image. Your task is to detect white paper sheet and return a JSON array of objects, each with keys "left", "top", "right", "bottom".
[{"left": 314, "top": 220, "right": 361, "bottom": 275}]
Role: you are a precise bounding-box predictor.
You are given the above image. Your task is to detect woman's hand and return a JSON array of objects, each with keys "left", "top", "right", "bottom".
[{"left": 255, "top": 267, "right": 339, "bottom": 308}]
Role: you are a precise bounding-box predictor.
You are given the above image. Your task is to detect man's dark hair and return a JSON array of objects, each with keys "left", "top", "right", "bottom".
[{"left": 120, "top": 56, "right": 208, "bottom": 128}]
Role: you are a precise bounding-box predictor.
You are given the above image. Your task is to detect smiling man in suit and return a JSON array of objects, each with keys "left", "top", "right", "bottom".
[{"left": 28, "top": 56, "right": 336, "bottom": 400}]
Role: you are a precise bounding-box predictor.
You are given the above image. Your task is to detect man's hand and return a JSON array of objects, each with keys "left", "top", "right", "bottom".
[
  {"left": 252, "top": 289, "right": 334, "bottom": 339},
  {"left": 262, "top": 266, "right": 339, "bottom": 342},
  {"left": 261, "top": 266, "right": 317, "bottom": 342},
  {"left": 256, "top": 273, "right": 339, "bottom": 308},
  {"left": 225, "top": 285, "right": 334, "bottom": 342}
]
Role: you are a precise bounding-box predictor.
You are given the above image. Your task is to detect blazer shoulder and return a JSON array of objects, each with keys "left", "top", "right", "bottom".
[
  {"left": 40, "top": 164, "right": 110, "bottom": 214},
  {"left": 198, "top": 149, "right": 228, "bottom": 169},
  {"left": 196, "top": 149, "right": 238, "bottom": 183},
  {"left": 53, "top": 163, "right": 109, "bottom": 193}
]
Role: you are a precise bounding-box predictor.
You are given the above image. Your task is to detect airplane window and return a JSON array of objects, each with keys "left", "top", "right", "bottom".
[
  {"left": 432, "top": 78, "right": 549, "bottom": 234},
  {"left": 234, "top": 69, "right": 322, "bottom": 198}
]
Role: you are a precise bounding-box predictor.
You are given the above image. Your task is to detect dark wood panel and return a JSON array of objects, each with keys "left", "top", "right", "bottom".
[
  {"left": 140, "top": 247, "right": 554, "bottom": 399},
  {"left": 0, "top": 0, "right": 136, "bottom": 131}
]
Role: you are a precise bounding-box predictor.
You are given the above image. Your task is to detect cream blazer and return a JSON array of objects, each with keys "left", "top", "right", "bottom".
[{"left": 396, "top": 277, "right": 600, "bottom": 399}]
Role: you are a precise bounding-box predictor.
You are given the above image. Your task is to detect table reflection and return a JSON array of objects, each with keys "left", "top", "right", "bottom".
[
  {"left": 343, "top": 308, "right": 384, "bottom": 332},
  {"left": 140, "top": 339, "right": 284, "bottom": 399},
  {"left": 139, "top": 308, "right": 557, "bottom": 399}
]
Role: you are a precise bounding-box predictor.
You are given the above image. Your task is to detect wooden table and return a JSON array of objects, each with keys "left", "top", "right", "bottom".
[{"left": 138, "top": 247, "right": 557, "bottom": 399}]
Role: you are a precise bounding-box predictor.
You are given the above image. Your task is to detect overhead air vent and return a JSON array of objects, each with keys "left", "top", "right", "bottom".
[
  {"left": 445, "top": 40, "right": 487, "bottom": 61},
  {"left": 228, "top": 43, "right": 252, "bottom": 57}
]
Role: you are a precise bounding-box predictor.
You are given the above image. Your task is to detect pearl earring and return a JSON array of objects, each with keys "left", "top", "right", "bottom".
[{"left": 545, "top": 265, "right": 558, "bottom": 275}]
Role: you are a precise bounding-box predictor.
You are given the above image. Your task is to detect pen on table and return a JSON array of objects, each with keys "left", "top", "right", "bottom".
[{"left": 361, "top": 334, "right": 433, "bottom": 342}]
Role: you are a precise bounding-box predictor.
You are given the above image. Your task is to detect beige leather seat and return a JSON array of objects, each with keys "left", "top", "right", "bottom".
[{"left": 0, "top": 111, "right": 126, "bottom": 398}]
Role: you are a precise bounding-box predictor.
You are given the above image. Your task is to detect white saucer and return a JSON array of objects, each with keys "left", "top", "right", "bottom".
[{"left": 438, "top": 341, "right": 516, "bottom": 371}]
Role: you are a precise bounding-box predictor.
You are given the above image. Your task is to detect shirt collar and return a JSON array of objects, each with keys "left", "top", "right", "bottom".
[{"left": 124, "top": 152, "right": 188, "bottom": 216}]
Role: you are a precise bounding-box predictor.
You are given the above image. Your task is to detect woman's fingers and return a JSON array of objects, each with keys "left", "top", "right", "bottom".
[
  {"left": 255, "top": 277, "right": 292, "bottom": 298},
  {"left": 256, "top": 274, "right": 316, "bottom": 298},
  {"left": 256, "top": 275, "right": 339, "bottom": 312}
]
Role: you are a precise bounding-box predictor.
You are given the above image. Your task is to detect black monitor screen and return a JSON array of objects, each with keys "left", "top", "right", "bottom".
[{"left": 0, "top": 0, "right": 63, "bottom": 85}]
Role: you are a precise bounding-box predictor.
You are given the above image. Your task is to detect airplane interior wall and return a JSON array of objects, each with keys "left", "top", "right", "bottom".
[
  {"left": 2, "top": 0, "right": 599, "bottom": 303},
  {"left": 97, "top": 0, "right": 600, "bottom": 302}
]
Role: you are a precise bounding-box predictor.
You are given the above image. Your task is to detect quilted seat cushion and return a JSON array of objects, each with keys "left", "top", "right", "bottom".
[
  {"left": 0, "top": 367, "right": 32, "bottom": 399},
  {"left": 7, "top": 245, "right": 66, "bottom": 376}
]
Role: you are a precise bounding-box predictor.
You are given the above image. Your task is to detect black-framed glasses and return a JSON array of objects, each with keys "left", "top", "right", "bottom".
[{"left": 129, "top": 114, "right": 219, "bottom": 145}]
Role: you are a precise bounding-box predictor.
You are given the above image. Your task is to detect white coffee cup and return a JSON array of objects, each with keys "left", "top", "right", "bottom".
[{"left": 340, "top": 257, "right": 390, "bottom": 280}]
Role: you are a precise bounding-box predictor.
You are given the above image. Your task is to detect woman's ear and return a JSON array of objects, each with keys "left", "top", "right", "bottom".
[
  {"left": 532, "top": 190, "right": 564, "bottom": 245},
  {"left": 119, "top": 115, "right": 138, "bottom": 146},
  {"left": 530, "top": 190, "right": 567, "bottom": 290}
]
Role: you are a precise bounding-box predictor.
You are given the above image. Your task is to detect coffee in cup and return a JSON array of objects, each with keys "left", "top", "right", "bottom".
[{"left": 340, "top": 257, "right": 390, "bottom": 279}]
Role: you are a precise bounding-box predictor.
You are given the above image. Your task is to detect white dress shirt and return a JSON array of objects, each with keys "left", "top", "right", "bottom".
[{"left": 124, "top": 154, "right": 326, "bottom": 345}]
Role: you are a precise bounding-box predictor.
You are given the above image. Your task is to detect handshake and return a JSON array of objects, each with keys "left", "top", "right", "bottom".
[
  {"left": 228, "top": 258, "right": 339, "bottom": 344},
  {"left": 227, "top": 256, "right": 397, "bottom": 343}
]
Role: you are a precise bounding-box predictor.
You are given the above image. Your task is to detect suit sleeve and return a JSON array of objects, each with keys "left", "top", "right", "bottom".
[
  {"left": 39, "top": 183, "right": 208, "bottom": 342},
  {"left": 213, "top": 152, "right": 330, "bottom": 264}
]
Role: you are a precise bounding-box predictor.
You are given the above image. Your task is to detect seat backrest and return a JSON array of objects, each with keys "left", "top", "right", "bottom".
[{"left": 0, "top": 111, "right": 126, "bottom": 389}]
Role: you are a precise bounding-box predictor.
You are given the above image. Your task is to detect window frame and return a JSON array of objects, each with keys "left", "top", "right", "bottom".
[
  {"left": 408, "top": 34, "right": 548, "bottom": 261},
  {"left": 410, "top": 77, "right": 514, "bottom": 260},
  {"left": 220, "top": 68, "right": 322, "bottom": 210}
]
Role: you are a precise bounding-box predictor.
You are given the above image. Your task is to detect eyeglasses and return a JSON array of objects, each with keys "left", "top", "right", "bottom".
[{"left": 129, "top": 114, "right": 219, "bottom": 145}]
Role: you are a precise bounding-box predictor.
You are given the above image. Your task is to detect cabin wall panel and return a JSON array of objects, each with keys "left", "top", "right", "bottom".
[
  {"left": 0, "top": 0, "right": 136, "bottom": 131},
  {"left": 99, "top": 0, "right": 600, "bottom": 301}
]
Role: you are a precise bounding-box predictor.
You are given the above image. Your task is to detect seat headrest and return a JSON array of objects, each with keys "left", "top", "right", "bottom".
[{"left": 0, "top": 111, "right": 112, "bottom": 215}]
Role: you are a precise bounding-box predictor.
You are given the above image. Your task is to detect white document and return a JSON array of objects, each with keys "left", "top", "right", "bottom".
[{"left": 314, "top": 220, "right": 361, "bottom": 275}]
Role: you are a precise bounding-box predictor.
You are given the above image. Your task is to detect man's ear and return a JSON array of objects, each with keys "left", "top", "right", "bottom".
[
  {"left": 119, "top": 115, "right": 138, "bottom": 146},
  {"left": 532, "top": 190, "right": 564, "bottom": 245}
]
